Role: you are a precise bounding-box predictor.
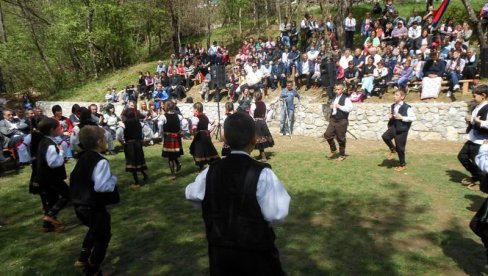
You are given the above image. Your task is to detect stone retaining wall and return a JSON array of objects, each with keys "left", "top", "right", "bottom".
[{"left": 37, "top": 100, "right": 470, "bottom": 142}]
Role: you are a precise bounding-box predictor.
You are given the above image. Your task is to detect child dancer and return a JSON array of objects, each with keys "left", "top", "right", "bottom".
[
  {"left": 251, "top": 91, "right": 274, "bottom": 161},
  {"left": 161, "top": 101, "right": 183, "bottom": 180},
  {"left": 189, "top": 102, "right": 220, "bottom": 171},
  {"left": 382, "top": 88, "right": 416, "bottom": 172},
  {"left": 123, "top": 108, "right": 148, "bottom": 187},
  {"left": 36, "top": 118, "right": 70, "bottom": 231},
  {"left": 70, "top": 125, "right": 119, "bottom": 276},
  {"left": 186, "top": 112, "right": 290, "bottom": 275},
  {"left": 221, "top": 102, "right": 234, "bottom": 157}
]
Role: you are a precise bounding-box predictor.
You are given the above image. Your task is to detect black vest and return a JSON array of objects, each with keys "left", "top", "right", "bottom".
[
  {"left": 164, "top": 113, "right": 181, "bottom": 133},
  {"left": 467, "top": 104, "right": 488, "bottom": 137},
  {"left": 70, "top": 150, "right": 120, "bottom": 207},
  {"left": 197, "top": 114, "right": 209, "bottom": 131},
  {"left": 331, "top": 94, "right": 349, "bottom": 120},
  {"left": 388, "top": 103, "right": 412, "bottom": 133},
  {"left": 36, "top": 137, "right": 66, "bottom": 184},
  {"left": 202, "top": 154, "right": 275, "bottom": 249}
]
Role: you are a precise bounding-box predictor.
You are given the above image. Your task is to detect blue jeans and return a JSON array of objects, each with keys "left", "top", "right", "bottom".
[
  {"left": 282, "top": 36, "right": 290, "bottom": 48},
  {"left": 449, "top": 71, "right": 462, "bottom": 89},
  {"left": 280, "top": 108, "right": 294, "bottom": 134}
]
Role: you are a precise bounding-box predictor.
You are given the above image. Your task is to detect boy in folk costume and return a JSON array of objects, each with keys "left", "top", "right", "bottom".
[
  {"left": 161, "top": 101, "right": 184, "bottom": 180},
  {"left": 186, "top": 112, "right": 290, "bottom": 275},
  {"left": 459, "top": 85, "right": 488, "bottom": 191},
  {"left": 36, "top": 118, "right": 70, "bottom": 232},
  {"left": 189, "top": 102, "right": 220, "bottom": 172},
  {"left": 220, "top": 102, "right": 234, "bottom": 157},
  {"left": 70, "top": 126, "right": 119, "bottom": 276},
  {"left": 382, "top": 89, "right": 416, "bottom": 172},
  {"left": 324, "top": 84, "right": 353, "bottom": 161}
]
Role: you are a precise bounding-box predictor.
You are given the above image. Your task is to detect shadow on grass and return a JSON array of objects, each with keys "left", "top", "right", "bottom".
[
  {"left": 465, "top": 194, "right": 486, "bottom": 212},
  {"left": 441, "top": 222, "right": 487, "bottom": 276},
  {"left": 446, "top": 169, "right": 470, "bottom": 184},
  {"left": 377, "top": 158, "right": 398, "bottom": 169}
]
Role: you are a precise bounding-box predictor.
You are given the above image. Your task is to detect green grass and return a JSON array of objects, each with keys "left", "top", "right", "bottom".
[{"left": 1, "top": 139, "right": 487, "bottom": 275}]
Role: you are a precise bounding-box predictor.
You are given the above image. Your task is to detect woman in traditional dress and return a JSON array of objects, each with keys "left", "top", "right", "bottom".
[
  {"left": 251, "top": 91, "right": 274, "bottom": 161},
  {"left": 161, "top": 101, "right": 183, "bottom": 180},
  {"left": 189, "top": 102, "right": 220, "bottom": 172},
  {"left": 421, "top": 51, "right": 445, "bottom": 100}
]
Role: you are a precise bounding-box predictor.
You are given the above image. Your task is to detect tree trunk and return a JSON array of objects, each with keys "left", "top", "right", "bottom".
[
  {"left": 82, "top": 0, "right": 99, "bottom": 79},
  {"left": 0, "top": 66, "right": 6, "bottom": 93},
  {"left": 0, "top": 1, "right": 7, "bottom": 43},
  {"left": 166, "top": 0, "right": 179, "bottom": 55},
  {"left": 206, "top": 4, "right": 211, "bottom": 50},
  {"left": 335, "top": 0, "right": 347, "bottom": 49},
  {"left": 253, "top": 0, "right": 257, "bottom": 27},
  {"left": 157, "top": 27, "right": 163, "bottom": 53},
  {"left": 276, "top": 0, "right": 281, "bottom": 25},
  {"left": 239, "top": 7, "right": 242, "bottom": 36},
  {"left": 460, "top": 0, "right": 488, "bottom": 49},
  {"left": 18, "top": 0, "right": 55, "bottom": 82},
  {"left": 264, "top": 0, "right": 269, "bottom": 27}
]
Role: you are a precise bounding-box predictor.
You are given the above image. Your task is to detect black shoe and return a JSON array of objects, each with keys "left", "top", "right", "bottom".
[{"left": 176, "top": 162, "right": 182, "bottom": 172}]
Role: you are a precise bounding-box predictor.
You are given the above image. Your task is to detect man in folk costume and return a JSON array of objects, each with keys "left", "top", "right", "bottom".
[
  {"left": 459, "top": 85, "right": 488, "bottom": 191},
  {"left": 382, "top": 89, "right": 416, "bottom": 172},
  {"left": 324, "top": 84, "right": 353, "bottom": 161}
]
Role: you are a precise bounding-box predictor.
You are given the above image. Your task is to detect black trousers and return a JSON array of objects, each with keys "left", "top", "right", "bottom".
[
  {"left": 294, "top": 74, "right": 312, "bottom": 89},
  {"left": 345, "top": 31, "right": 355, "bottom": 49},
  {"left": 458, "top": 141, "right": 482, "bottom": 181},
  {"left": 208, "top": 245, "right": 285, "bottom": 276},
  {"left": 41, "top": 179, "right": 70, "bottom": 218},
  {"left": 382, "top": 127, "right": 409, "bottom": 166},
  {"left": 75, "top": 205, "right": 112, "bottom": 268},
  {"left": 324, "top": 118, "right": 348, "bottom": 156}
]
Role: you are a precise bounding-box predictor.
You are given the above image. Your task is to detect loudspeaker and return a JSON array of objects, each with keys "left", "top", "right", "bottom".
[
  {"left": 210, "top": 65, "right": 226, "bottom": 89},
  {"left": 481, "top": 47, "right": 488, "bottom": 78}
]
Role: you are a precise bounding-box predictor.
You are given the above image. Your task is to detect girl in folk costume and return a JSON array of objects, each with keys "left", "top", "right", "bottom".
[
  {"left": 221, "top": 102, "right": 235, "bottom": 157},
  {"left": 161, "top": 101, "right": 184, "bottom": 180},
  {"left": 251, "top": 91, "right": 275, "bottom": 161},
  {"left": 189, "top": 102, "right": 220, "bottom": 171},
  {"left": 123, "top": 108, "right": 148, "bottom": 188}
]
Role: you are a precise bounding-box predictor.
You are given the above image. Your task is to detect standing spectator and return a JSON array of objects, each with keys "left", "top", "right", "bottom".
[
  {"left": 324, "top": 84, "right": 353, "bottom": 161},
  {"left": 482, "top": 3, "right": 488, "bottom": 33},
  {"left": 344, "top": 61, "right": 360, "bottom": 92},
  {"left": 344, "top": 12, "right": 356, "bottom": 49},
  {"left": 280, "top": 81, "right": 301, "bottom": 136}
]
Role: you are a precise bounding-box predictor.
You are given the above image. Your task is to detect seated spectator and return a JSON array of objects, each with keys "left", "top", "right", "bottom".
[
  {"left": 413, "top": 29, "right": 432, "bottom": 56},
  {"left": 242, "top": 63, "right": 263, "bottom": 93},
  {"left": 382, "top": 22, "right": 394, "bottom": 45},
  {"left": 156, "top": 60, "right": 167, "bottom": 74},
  {"left": 183, "top": 60, "right": 195, "bottom": 90},
  {"left": 294, "top": 53, "right": 314, "bottom": 90},
  {"left": 89, "top": 104, "right": 116, "bottom": 154},
  {"left": 168, "top": 68, "right": 186, "bottom": 100},
  {"left": 394, "top": 59, "right": 413, "bottom": 89},
  {"left": 139, "top": 101, "right": 156, "bottom": 145},
  {"left": 271, "top": 58, "right": 287, "bottom": 90},
  {"left": 339, "top": 49, "right": 354, "bottom": 70},
  {"left": 439, "top": 18, "right": 455, "bottom": 38},
  {"left": 391, "top": 21, "right": 407, "bottom": 46},
  {"left": 260, "top": 60, "right": 275, "bottom": 92},
  {"left": 407, "top": 9, "right": 422, "bottom": 27},
  {"left": 144, "top": 71, "right": 154, "bottom": 99},
  {"left": 408, "top": 21, "right": 421, "bottom": 40},
  {"left": 361, "top": 12, "right": 373, "bottom": 39},
  {"left": 421, "top": 51, "right": 445, "bottom": 99},
  {"left": 445, "top": 50, "right": 466, "bottom": 96},
  {"left": 344, "top": 61, "right": 360, "bottom": 92},
  {"left": 237, "top": 88, "right": 252, "bottom": 113},
  {"left": 0, "top": 109, "right": 31, "bottom": 164},
  {"left": 200, "top": 72, "right": 212, "bottom": 103},
  {"left": 364, "top": 30, "right": 381, "bottom": 48},
  {"left": 458, "top": 22, "right": 473, "bottom": 47},
  {"left": 51, "top": 105, "right": 74, "bottom": 159},
  {"left": 103, "top": 103, "right": 124, "bottom": 146},
  {"left": 463, "top": 48, "right": 478, "bottom": 80},
  {"left": 311, "top": 59, "right": 322, "bottom": 86},
  {"left": 361, "top": 56, "right": 376, "bottom": 98},
  {"left": 372, "top": 60, "right": 389, "bottom": 97}
]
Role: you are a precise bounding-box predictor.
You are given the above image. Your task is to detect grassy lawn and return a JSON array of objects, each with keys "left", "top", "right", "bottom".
[{"left": 0, "top": 136, "right": 487, "bottom": 275}]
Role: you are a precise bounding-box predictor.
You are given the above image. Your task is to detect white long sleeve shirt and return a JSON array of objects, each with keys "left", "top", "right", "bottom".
[
  {"left": 185, "top": 151, "right": 291, "bottom": 224},
  {"left": 393, "top": 101, "right": 416, "bottom": 122},
  {"left": 332, "top": 94, "right": 353, "bottom": 115},
  {"left": 468, "top": 102, "right": 488, "bottom": 144},
  {"left": 45, "top": 137, "right": 65, "bottom": 168},
  {"left": 92, "top": 157, "right": 117, "bottom": 192}
]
